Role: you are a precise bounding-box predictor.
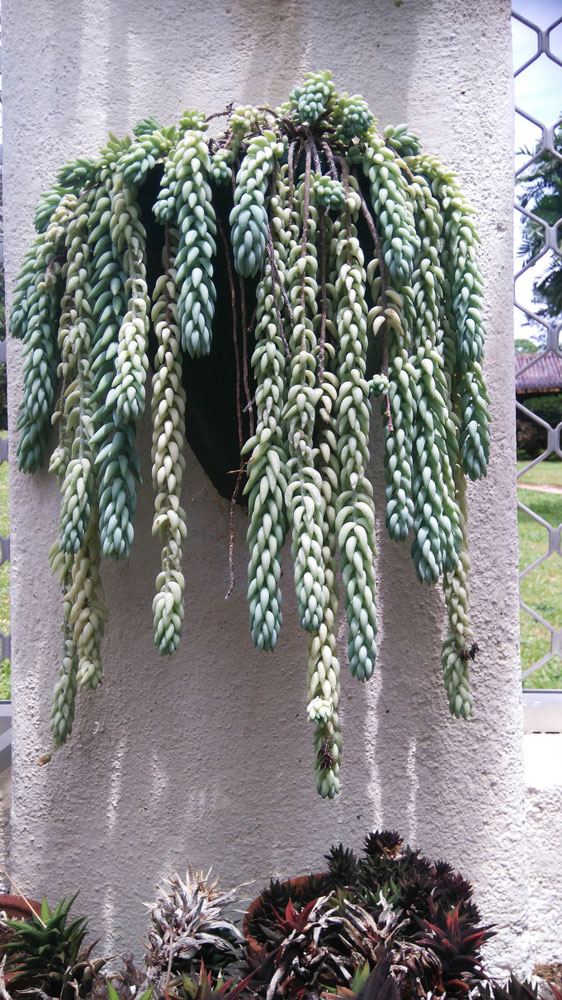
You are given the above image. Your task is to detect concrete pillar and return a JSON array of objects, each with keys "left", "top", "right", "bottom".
[{"left": 4, "top": 0, "right": 525, "bottom": 975}]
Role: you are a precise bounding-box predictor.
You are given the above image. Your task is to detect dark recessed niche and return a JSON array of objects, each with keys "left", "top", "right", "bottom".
[
  {"left": 141, "top": 171, "right": 256, "bottom": 504},
  {"left": 138, "top": 164, "right": 382, "bottom": 505}
]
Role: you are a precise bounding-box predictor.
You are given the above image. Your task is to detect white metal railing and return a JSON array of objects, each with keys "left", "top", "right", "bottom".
[
  {"left": 0, "top": 701, "right": 10, "bottom": 772},
  {"left": 512, "top": 4, "right": 562, "bottom": 724}
]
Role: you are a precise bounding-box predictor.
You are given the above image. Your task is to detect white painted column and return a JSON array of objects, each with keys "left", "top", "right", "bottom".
[{"left": 4, "top": 0, "right": 527, "bottom": 975}]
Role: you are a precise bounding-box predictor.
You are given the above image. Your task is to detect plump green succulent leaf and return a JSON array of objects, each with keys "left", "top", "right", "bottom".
[
  {"left": 14, "top": 72, "right": 489, "bottom": 789},
  {"left": 3, "top": 891, "right": 93, "bottom": 992},
  {"left": 107, "top": 981, "right": 121, "bottom": 1000}
]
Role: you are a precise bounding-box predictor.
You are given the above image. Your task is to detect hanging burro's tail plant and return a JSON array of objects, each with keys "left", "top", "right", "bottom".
[{"left": 11, "top": 71, "right": 490, "bottom": 797}]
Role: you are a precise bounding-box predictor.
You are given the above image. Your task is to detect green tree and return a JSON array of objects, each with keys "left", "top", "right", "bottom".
[
  {"left": 514, "top": 337, "right": 540, "bottom": 353},
  {"left": 518, "top": 124, "right": 562, "bottom": 324}
]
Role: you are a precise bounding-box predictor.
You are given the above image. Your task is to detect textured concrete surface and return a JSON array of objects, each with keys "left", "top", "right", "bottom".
[
  {"left": 524, "top": 735, "right": 562, "bottom": 965},
  {"left": 3, "top": 0, "right": 532, "bottom": 976},
  {"left": 0, "top": 768, "right": 11, "bottom": 878}
]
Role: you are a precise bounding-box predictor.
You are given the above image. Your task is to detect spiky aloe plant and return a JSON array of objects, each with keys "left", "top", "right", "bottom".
[
  {"left": 90, "top": 956, "right": 151, "bottom": 1000},
  {"left": 250, "top": 894, "right": 401, "bottom": 998},
  {"left": 1, "top": 894, "right": 105, "bottom": 999},
  {"left": 412, "top": 904, "right": 493, "bottom": 999},
  {"left": 164, "top": 963, "right": 256, "bottom": 1000},
  {"left": 322, "top": 943, "right": 446, "bottom": 1000},
  {"left": 145, "top": 868, "right": 245, "bottom": 986},
  {"left": 245, "top": 831, "right": 480, "bottom": 947},
  {"left": 283, "top": 898, "right": 491, "bottom": 1000},
  {"left": 323, "top": 846, "right": 359, "bottom": 890},
  {"left": 478, "top": 978, "right": 544, "bottom": 1000}
]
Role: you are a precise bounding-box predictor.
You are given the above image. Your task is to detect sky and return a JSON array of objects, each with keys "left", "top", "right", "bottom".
[{"left": 511, "top": 0, "right": 562, "bottom": 340}]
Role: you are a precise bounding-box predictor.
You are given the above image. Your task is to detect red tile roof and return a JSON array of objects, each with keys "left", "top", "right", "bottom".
[{"left": 515, "top": 352, "right": 562, "bottom": 393}]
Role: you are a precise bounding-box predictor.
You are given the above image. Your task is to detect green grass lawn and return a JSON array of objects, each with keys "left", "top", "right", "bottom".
[{"left": 517, "top": 458, "right": 562, "bottom": 688}]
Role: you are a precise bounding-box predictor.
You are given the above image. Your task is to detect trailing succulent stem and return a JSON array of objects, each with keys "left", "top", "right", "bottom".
[
  {"left": 243, "top": 166, "right": 292, "bottom": 651},
  {"left": 151, "top": 226, "right": 188, "bottom": 655},
  {"left": 13, "top": 70, "right": 489, "bottom": 794}
]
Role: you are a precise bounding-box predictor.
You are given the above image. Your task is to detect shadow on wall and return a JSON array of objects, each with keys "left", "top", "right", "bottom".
[
  {"left": 32, "top": 412, "right": 377, "bottom": 956},
  {"left": 22, "top": 0, "right": 439, "bottom": 182},
  {"left": 11, "top": 0, "right": 485, "bottom": 960},
  {"left": 366, "top": 413, "right": 525, "bottom": 964},
  {"left": 362, "top": 418, "right": 447, "bottom": 844},
  {"left": 232, "top": 0, "right": 430, "bottom": 120}
]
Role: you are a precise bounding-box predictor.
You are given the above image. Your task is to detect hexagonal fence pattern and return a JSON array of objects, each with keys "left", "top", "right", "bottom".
[{"left": 513, "top": 3, "right": 562, "bottom": 691}]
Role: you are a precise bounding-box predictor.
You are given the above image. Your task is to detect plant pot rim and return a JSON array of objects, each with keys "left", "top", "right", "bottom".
[
  {"left": 243, "top": 873, "right": 326, "bottom": 960},
  {"left": 0, "top": 893, "right": 42, "bottom": 921}
]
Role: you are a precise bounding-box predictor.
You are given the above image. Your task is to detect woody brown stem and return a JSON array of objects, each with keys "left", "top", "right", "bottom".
[
  {"left": 308, "top": 136, "right": 322, "bottom": 175},
  {"left": 225, "top": 467, "right": 244, "bottom": 601},
  {"left": 217, "top": 217, "right": 243, "bottom": 452},
  {"left": 322, "top": 141, "right": 339, "bottom": 181},
  {"left": 318, "top": 209, "right": 328, "bottom": 384},
  {"left": 354, "top": 177, "right": 393, "bottom": 429},
  {"left": 240, "top": 279, "right": 255, "bottom": 439},
  {"left": 266, "top": 230, "right": 291, "bottom": 360},
  {"left": 336, "top": 156, "right": 352, "bottom": 256},
  {"left": 164, "top": 223, "right": 171, "bottom": 329}
]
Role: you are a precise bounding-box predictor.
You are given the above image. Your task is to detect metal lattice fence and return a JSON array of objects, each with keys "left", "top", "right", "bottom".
[{"left": 512, "top": 3, "right": 562, "bottom": 700}]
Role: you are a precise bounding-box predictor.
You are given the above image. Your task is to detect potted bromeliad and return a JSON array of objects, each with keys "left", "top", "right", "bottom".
[
  {"left": 1, "top": 835, "right": 554, "bottom": 1000},
  {"left": 12, "top": 70, "right": 489, "bottom": 796}
]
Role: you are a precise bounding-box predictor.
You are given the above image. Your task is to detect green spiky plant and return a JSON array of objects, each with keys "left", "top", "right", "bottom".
[
  {"left": 1, "top": 894, "right": 105, "bottom": 999},
  {"left": 244, "top": 831, "right": 482, "bottom": 947},
  {"left": 0, "top": 850, "right": 540, "bottom": 1000},
  {"left": 243, "top": 833, "right": 493, "bottom": 1000},
  {"left": 163, "top": 963, "right": 256, "bottom": 1000},
  {"left": 12, "top": 70, "right": 489, "bottom": 797}
]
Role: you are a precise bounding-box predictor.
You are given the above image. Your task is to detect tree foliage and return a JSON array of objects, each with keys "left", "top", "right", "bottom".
[
  {"left": 518, "top": 124, "right": 562, "bottom": 325},
  {"left": 514, "top": 338, "right": 539, "bottom": 354}
]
